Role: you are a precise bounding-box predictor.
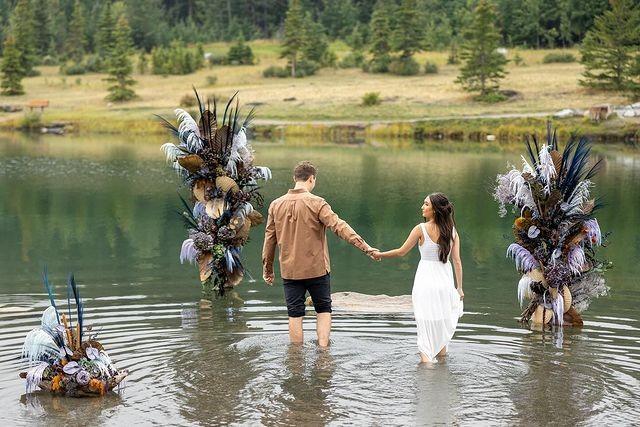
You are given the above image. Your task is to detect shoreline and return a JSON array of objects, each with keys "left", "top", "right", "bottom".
[{"left": 1, "top": 112, "right": 638, "bottom": 144}]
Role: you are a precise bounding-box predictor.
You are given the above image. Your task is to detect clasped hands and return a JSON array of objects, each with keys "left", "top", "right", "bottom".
[{"left": 366, "top": 247, "right": 383, "bottom": 262}]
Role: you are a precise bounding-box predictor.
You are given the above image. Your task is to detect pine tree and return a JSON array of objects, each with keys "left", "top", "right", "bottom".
[
  {"left": 96, "top": 2, "right": 116, "bottom": 60},
  {"left": 33, "top": 0, "right": 53, "bottom": 56},
  {"left": 455, "top": 0, "right": 508, "bottom": 99},
  {"left": 388, "top": 0, "right": 422, "bottom": 75},
  {"left": 301, "top": 13, "right": 329, "bottom": 66},
  {"left": 281, "top": 0, "right": 305, "bottom": 77},
  {"left": 580, "top": 0, "right": 640, "bottom": 94},
  {"left": 65, "top": 0, "right": 87, "bottom": 63},
  {"left": 10, "top": 0, "right": 37, "bottom": 75},
  {"left": 50, "top": 0, "right": 67, "bottom": 55},
  {"left": 368, "top": 0, "right": 392, "bottom": 73},
  {"left": 105, "top": 15, "right": 137, "bottom": 102},
  {"left": 1, "top": 35, "right": 25, "bottom": 95},
  {"left": 391, "top": 0, "right": 423, "bottom": 60}
]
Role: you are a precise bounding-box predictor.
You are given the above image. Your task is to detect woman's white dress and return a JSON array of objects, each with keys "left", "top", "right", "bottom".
[{"left": 412, "top": 223, "right": 463, "bottom": 362}]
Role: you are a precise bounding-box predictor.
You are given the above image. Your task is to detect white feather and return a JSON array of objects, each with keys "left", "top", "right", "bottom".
[
  {"left": 517, "top": 275, "right": 534, "bottom": 307},
  {"left": 566, "top": 180, "right": 592, "bottom": 215},
  {"left": 538, "top": 145, "right": 556, "bottom": 194},
  {"left": 25, "top": 362, "right": 49, "bottom": 393},
  {"left": 40, "top": 306, "right": 59, "bottom": 330},
  {"left": 174, "top": 109, "right": 200, "bottom": 137},
  {"left": 256, "top": 166, "right": 272, "bottom": 180},
  {"left": 22, "top": 328, "right": 59, "bottom": 365},
  {"left": 521, "top": 156, "right": 536, "bottom": 176},
  {"left": 161, "top": 143, "right": 182, "bottom": 163}
]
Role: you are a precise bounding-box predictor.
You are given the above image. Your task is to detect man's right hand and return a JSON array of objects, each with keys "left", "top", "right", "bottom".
[{"left": 263, "top": 272, "right": 274, "bottom": 285}]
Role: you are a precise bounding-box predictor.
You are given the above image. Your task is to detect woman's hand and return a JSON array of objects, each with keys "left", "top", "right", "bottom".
[{"left": 457, "top": 287, "right": 464, "bottom": 300}]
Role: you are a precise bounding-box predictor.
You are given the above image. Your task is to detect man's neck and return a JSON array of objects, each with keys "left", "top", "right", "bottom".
[{"left": 293, "top": 182, "right": 312, "bottom": 192}]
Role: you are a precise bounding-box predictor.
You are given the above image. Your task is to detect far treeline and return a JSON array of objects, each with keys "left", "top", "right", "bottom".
[
  {"left": 1, "top": 0, "right": 640, "bottom": 102},
  {"left": 0, "top": 0, "right": 612, "bottom": 52}
]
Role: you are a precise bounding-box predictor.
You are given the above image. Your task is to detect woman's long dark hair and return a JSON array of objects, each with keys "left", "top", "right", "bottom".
[{"left": 428, "top": 193, "right": 456, "bottom": 263}]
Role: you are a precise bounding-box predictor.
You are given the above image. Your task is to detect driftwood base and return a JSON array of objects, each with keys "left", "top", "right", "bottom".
[{"left": 20, "top": 370, "right": 128, "bottom": 397}]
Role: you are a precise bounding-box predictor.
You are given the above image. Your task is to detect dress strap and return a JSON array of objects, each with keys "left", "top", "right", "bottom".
[
  {"left": 452, "top": 226, "right": 457, "bottom": 240},
  {"left": 419, "top": 223, "right": 428, "bottom": 244}
]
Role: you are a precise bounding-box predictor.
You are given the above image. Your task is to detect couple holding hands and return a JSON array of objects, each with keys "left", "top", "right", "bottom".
[{"left": 262, "top": 161, "right": 464, "bottom": 363}]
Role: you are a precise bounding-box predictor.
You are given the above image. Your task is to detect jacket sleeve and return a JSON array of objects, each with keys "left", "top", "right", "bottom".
[
  {"left": 262, "top": 203, "right": 277, "bottom": 276},
  {"left": 318, "top": 201, "right": 371, "bottom": 253}
]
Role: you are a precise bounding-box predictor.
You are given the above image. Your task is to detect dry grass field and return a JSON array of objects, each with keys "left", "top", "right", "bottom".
[{"left": 0, "top": 39, "right": 635, "bottom": 137}]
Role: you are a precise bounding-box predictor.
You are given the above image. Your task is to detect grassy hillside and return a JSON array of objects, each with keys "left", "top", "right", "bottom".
[{"left": 0, "top": 40, "right": 637, "bottom": 140}]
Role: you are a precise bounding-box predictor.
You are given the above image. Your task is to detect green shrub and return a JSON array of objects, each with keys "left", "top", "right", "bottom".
[
  {"left": 542, "top": 52, "right": 576, "bottom": 63},
  {"left": 60, "top": 61, "right": 86, "bottom": 75},
  {"left": 19, "top": 112, "right": 42, "bottom": 130},
  {"left": 226, "top": 40, "right": 254, "bottom": 65},
  {"left": 83, "top": 54, "right": 104, "bottom": 73},
  {"left": 389, "top": 57, "right": 420, "bottom": 76},
  {"left": 424, "top": 61, "right": 438, "bottom": 74},
  {"left": 205, "top": 75, "right": 218, "bottom": 86},
  {"left": 366, "top": 57, "right": 390, "bottom": 73},
  {"left": 180, "top": 93, "right": 198, "bottom": 107},
  {"left": 41, "top": 55, "right": 58, "bottom": 66},
  {"left": 475, "top": 91, "right": 507, "bottom": 103},
  {"left": 339, "top": 51, "right": 365, "bottom": 69},
  {"left": 362, "top": 92, "right": 381, "bottom": 106},
  {"left": 151, "top": 41, "right": 205, "bottom": 75},
  {"left": 263, "top": 65, "right": 289, "bottom": 78},
  {"left": 207, "top": 54, "right": 227, "bottom": 66},
  {"left": 263, "top": 61, "right": 319, "bottom": 78},
  {"left": 513, "top": 53, "right": 525, "bottom": 66}
]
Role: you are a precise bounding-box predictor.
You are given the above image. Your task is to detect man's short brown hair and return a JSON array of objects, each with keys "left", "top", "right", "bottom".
[{"left": 293, "top": 161, "right": 317, "bottom": 181}]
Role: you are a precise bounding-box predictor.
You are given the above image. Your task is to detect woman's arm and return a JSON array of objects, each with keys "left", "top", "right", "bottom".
[
  {"left": 379, "top": 225, "right": 421, "bottom": 259},
  {"left": 451, "top": 231, "right": 464, "bottom": 299}
]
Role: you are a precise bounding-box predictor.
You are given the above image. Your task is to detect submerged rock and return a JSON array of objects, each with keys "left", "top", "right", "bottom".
[{"left": 306, "top": 291, "right": 413, "bottom": 314}]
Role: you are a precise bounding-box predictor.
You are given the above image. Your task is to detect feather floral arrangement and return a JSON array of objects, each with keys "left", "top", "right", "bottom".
[
  {"left": 494, "top": 124, "right": 611, "bottom": 326},
  {"left": 19, "top": 269, "right": 128, "bottom": 397},
  {"left": 159, "top": 89, "right": 271, "bottom": 298}
]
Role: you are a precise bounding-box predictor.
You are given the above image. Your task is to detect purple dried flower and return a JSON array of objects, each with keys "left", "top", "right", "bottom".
[
  {"left": 567, "top": 245, "right": 586, "bottom": 275},
  {"left": 217, "top": 226, "right": 235, "bottom": 241},
  {"left": 544, "top": 263, "right": 571, "bottom": 288},
  {"left": 63, "top": 361, "right": 81, "bottom": 375},
  {"left": 75, "top": 370, "right": 90, "bottom": 385},
  {"left": 180, "top": 239, "right": 197, "bottom": 264},
  {"left": 86, "top": 346, "right": 99, "bottom": 360},
  {"left": 584, "top": 219, "right": 602, "bottom": 246},
  {"left": 527, "top": 226, "right": 540, "bottom": 239},
  {"left": 192, "top": 232, "right": 215, "bottom": 252},
  {"left": 506, "top": 244, "right": 539, "bottom": 272}
]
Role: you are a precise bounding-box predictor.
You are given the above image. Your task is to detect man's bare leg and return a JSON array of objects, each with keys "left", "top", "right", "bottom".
[
  {"left": 437, "top": 346, "right": 447, "bottom": 357},
  {"left": 289, "top": 317, "right": 304, "bottom": 343},
  {"left": 317, "top": 312, "right": 331, "bottom": 347}
]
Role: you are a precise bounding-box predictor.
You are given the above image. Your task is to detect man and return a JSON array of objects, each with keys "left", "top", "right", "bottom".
[{"left": 262, "top": 161, "right": 378, "bottom": 347}]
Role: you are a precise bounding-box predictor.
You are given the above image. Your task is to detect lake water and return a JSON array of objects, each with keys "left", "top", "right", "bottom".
[{"left": 0, "top": 133, "right": 639, "bottom": 425}]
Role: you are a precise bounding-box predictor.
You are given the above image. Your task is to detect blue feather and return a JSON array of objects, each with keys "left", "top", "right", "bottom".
[
  {"left": 42, "top": 266, "right": 59, "bottom": 323},
  {"left": 68, "top": 274, "right": 83, "bottom": 343}
]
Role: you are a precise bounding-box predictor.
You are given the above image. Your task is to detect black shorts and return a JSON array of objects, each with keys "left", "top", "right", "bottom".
[{"left": 283, "top": 273, "right": 331, "bottom": 318}]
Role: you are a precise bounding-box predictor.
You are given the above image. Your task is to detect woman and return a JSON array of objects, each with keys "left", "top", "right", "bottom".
[{"left": 376, "top": 193, "right": 464, "bottom": 363}]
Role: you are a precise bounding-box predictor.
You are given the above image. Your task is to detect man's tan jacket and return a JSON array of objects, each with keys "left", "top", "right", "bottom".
[{"left": 262, "top": 188, "right": 372, "bottom": 280}]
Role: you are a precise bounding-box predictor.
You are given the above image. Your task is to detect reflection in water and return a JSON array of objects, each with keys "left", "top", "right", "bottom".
[
  {"left": 415, "top": 361, "right": 460, "bottom": 425},
  {"left": 0, "top": 135, "right": 639, "bottom": 424}
]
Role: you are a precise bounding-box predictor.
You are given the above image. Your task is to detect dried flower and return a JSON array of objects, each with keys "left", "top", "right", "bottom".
[
  {"left": 75, "top": 370, "right": 90, "bottom": 386},
  {"left": 527, "top": 226, "right": 540, "bottom": 239},
  {"left": 544, "top": 263, "right": 571, "bottom": 289},
  {"left": 507, "top": 244, "right": 539, "bottom": 272}
]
